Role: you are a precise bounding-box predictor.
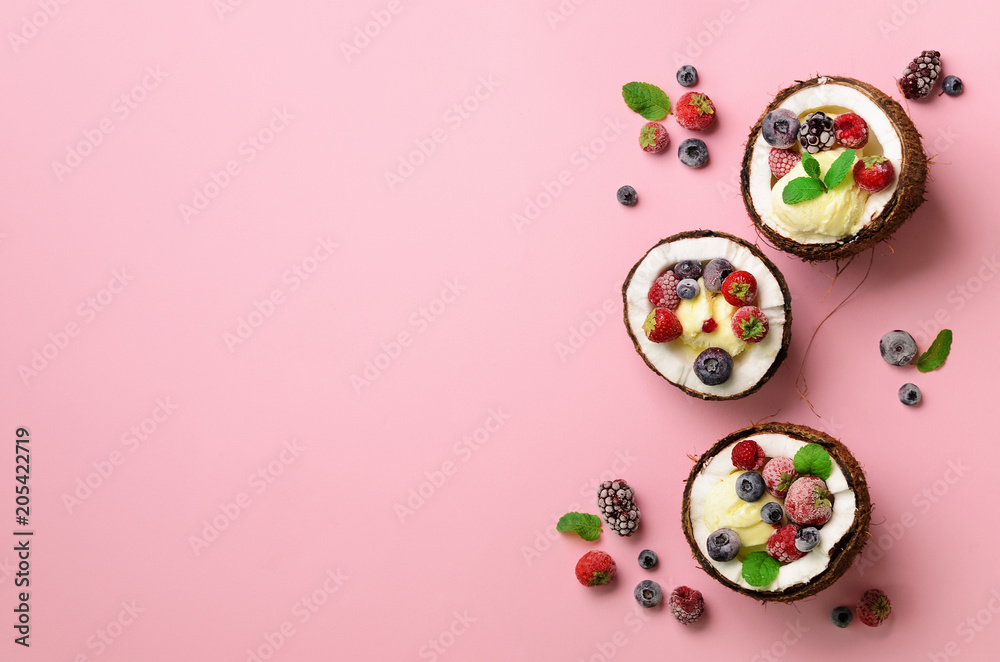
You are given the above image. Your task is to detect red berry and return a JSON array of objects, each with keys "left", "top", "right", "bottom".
[
  {"left": 675, "top": 92, "right": 716, "bottom": 131},
  {"left": 833, "top": 113, "right": 869, "bottom": 149},
  {"left": 721, "top": 271, "right": 757, "bottom": 306},
  {"left": 701, "top": 318, "right": 718, "bottom": 333},
  {"left": 767, "top": 524, "right": 805, "bottom": 563},
  {"left": 768, "top": 147, "right": 801, "bottom": 179},
  {"left": 762, "top": 457, "right": 798, "bottom": 498},
  {"left": 857, "top": 589, "right": 892, "bottom": 627},
  {"left": 853, "top": 156, "right": 895, "bottom": 194},
  {"left": 731, "top": 439, "right": 765, "bottom": 471},
  {"left": 731, "top": 306, "right": 769, "bottom": 344},
  {"left": 648, "top": 272, "right": 681, "bottom": 310},
  {"left": 784, "top": 476, "right": 833, "bottom": 526},
  {"left": 575, "top": 551, "right": 617, "bottom": 587},
  {"left": 643, "top": 308, "right": 682, "bottom": 343},
  {"left": 639, "top": 121, "right": 670, "bottom": 154},
  {"left": 668, "top": 586, "right": 704, "bottom": 624}
]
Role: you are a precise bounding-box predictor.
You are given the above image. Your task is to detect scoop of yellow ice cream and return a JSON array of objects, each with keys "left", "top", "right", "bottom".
[
  {"left": 770, "top": 147, "right": 869, "bottom": 240},
  {"left": 703, "top": 471, "right": 783, "bottom": 549},
  {"left": 674, "top": 279, "right": 745, "bottom": 357}
]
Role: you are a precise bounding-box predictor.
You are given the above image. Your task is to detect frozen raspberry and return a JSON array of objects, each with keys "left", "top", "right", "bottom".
[
  {"left": 647, "top": 272, "right": 681, "bottom": 310},
  {"left": 768, "top": 147, "right": 801, "bottom": 179},
  {"left": 762, "top": 457, "right": 799, "bottom": 498},
  {"left": 784, "top": 476, "right": 833, "bottom": 526},
  {"left": 767, "top": 524, "right": 805, "bottom": 563},
  {"left": 731, "top": 439, "right": 765, "bottom": 471},
  {"left": 833, "top": 113, "right": 869, "bottom": 149},
  {"left": 668, "top": 586, "right": 704, "bottom": 625}
]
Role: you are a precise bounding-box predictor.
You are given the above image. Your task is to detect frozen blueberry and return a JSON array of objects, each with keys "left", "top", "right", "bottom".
[
  {"left": 831, "top": 606, "right": 853, "bottom": 628},
  {"left": 706, "top": 528, "right": 741, "bottom": 562},
  {"left": 637, "top": 549, "right": 658, "bottom": 569},
  {"left": 761, "top": 108, "right": 801, "bottom": 148},
  {"left": 795, "top": 526, "right": 820, "bottom": 552},
  {"left": 735, "top": 472, "right": 765, "bottom": 502},
  {"left": 676, "top": 278, "right": 700, "bottom": 300},
  {"left": 676, "top": 65, "right": 698, "bottom": 88},
  {"left": 634, "top": 580, "right": 663, "bottom": 608},
  {"left": 761, "top": 502, "right": 783, "bottom": 524},
  {"left": 899, "top": 383, "right": 921, "bottom": 406},
  {"left": 941, "top": 75, "right": 963, "bottom": 96},
  {"left": 678, "top": 138, "right": 709, "bottom": 168},
  {"left": 673, "top": 259, "right": 703, "bottom": 280},
  {"left": 879, "top": 330, "right": 917, "bottom": 366},
  {"left": 703, "top": 258, "right": 734, "bottom": 292},
  {"left": 693, "top": 347, "right": 733, "bottom": 385},
  {"left": 617, "top": 185, "right": 638, "bottom": 206}
]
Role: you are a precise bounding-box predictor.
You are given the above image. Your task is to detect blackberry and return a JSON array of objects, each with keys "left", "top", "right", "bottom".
[
  {"left": 798, "top": 112, "right": 836, "bottom": 154},
  {"left": 597, "top": 480, "right": 640, "bottom": 536},
  {"left": 899, "top": 50, "right": 941, "bottom": 99}
]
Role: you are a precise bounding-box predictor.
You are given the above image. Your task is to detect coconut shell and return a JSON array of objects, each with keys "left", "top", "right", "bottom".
[
  {"left": 681, "top": 422, "right": 872, "bottom": 603},
  {"left": 741, "top": 76, "right": 927, "bottom": 261},
  {"left": 621, "top": 230, "right": 792, "bottom": 401}
]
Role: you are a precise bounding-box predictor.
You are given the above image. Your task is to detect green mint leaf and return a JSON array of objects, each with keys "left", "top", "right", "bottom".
[
  {"left": 781, "top": 177, "right": 826, "bottom": 204},
  {"left": 742, "top": 551, "right": 780, "bottom": 587},
  {"left": 793, "top": 443, "right": 832, "bottom": 480},
  {"left": 802, "top": 152, "right": 822, "bottom": 181},
  {"left": 622, "top": 82, "right": 671, "bottom": 121},
  {"left": 556, "top": 512, "right": 602, "bottom": 541},
  {"left": 917, "top": 329, "right": 953, "bottom": 373},
  {"left": 824, "top": 149, "right": 857, "bottom": 190}
]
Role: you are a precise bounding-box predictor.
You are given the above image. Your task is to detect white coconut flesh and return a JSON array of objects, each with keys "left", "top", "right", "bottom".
[
  {"left": 688, "top": 434, "right": 855, "bottom": 593},
  {"left": 747, "top": 80, "right": 902, "bottom": 245},
  {"left": 624, "top": 236, "right": 787, "bottom": 398}
]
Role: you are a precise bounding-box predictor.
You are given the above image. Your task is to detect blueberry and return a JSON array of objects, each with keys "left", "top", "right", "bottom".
[
  {"left": 676, "top": 278, "right": 700, "bottom": 300},
  {"left": 693, "top": 347, "right": 733, "bottom": 385},
  {"left": 634, "top": 580, "right": 663, "bottom": 608},
  {"left": 879, "top": 330, "right": 917, "bottom": 366},
  {"left": 617, "top": 185, "right": 638, "bottom": 206},
  {"left": 761, "top": 108, "right": 801, "bottom": 148},
  {"left": 735, "top": 471, "right": 765, "bottom": 502},
  {"left": 703, "top": 258, "right": 734, "bottom": 292},
  {"left": 831, "top": 606, "right": 853, "bottom": 628},
  {"left": 706, "top": 528, "right": 741, "bottom": 562},
  {"left": 637, "top": 549, "right": 658, "bottom": 569},
  {"left": 899, "top": 383, "right": 921, "bottom": 406},
  {"left": 761, "top": 502, "right": 783, "bottom": 524},
  {"left": 676, "top": 65, "right": 698, "bottom": 88},
  {"left": 673, "top": 259, "right": 703, "bottom": 280},
  {"left": 678, "top": 138, "right": 709, "bottom": 168},
  {"left": 942, "top": 75, "right": 963, "bottom": 96},
  {"left": 795, "top": 526, "right": 820, "bottom": 552}
]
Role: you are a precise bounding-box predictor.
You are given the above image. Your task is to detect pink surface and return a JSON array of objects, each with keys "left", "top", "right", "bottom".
[{"left": 3, "top": 0, "right": 1000, "bottom": 659}]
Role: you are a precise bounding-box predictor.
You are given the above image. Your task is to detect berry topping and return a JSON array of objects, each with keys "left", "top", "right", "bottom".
[
  {"left": 879, "top": 330, "right": 917, "bottom": 365},
  {"left": 675, "top": 92, "right": 716, "bottom": 131},
  {"left": 833, "top": 112, "right": 869, "bottom": 149},
  {"left": 706, "top": 528, "right": 741, "bottom": 562},
  {"left": 795, "top": 526, "right": 820, "bottom": 552},
  {"left": 760, "top": 501, "right": 783, "bottom": 525},
  {"left": 768, "top": 147, "right": 801, "bottom": 179},
  {"left": 617, "top": 185, "right": 637, "bottom": 206},
  {"left": 673, "top": 259, "right": 703, "bottom": 280},
  {"left": 693, "top": 347, "right": 733, "bottom": 385},
  {"left": 678, "top": 138, "right": 709, "bottom": 167},
  {"left": 639, "top": 121, "right": 670, "bottom": 154},
  {"left": 899, "top": 382, "right": 921, "bottom": 406},
  {"left": 648, "top": 272, "right": 681, "bottom": 310},
  {"left": 701, "top": 318, "right": 717, "bottom": 333},
  {"left": 784, "top": 476, "right": 833, "bottom": 526},
  {"left": 676, "top": 278, "right": 700, "bottom": 300},
  {"left": 798, "top": 111, "right": 836, "bottom": 154},
  {"left": 676, "top": 65, "right": 698, "bottom": 88},
  {"left": 637, "top": 549, "right": 658, "bottom": 569},
  {"left": 668, "top": 586, "right": 704, "bottom": 625},
  {"left": 761, "top": 108, "right": 800, "bottom": 148},
  {"left": 575, "top": 550, "right": 617, "bottom": 587},
  {"left": 762, "top": 457, "right": 799, "bottom": 498},
  {"left": 735, "top": 471, "right": 765, "bottom": 502},
  {"left": 634, "top": 580, "right": 663, "bottom": 608},
  {"left": 721, "top": 271, "right": 758, "bottom": 306},
  {"left": 831, "top": 606, "right": 853, "bottom": 628},
  {"left": 766, "top": 524, "right": 805, "bottom": 563},
  {"left": 703, "top": 258, "right": 734, "bottom": 292},
  {"left": 731, "top": 306, "right": 769, "bottom": 344},
  {"left": 857, "top": 589, "right": 892, "bottom": 627},
  {"left": 853, "top": 156, "right": 895, "bottom": 194},
  {"left": 731, "top": 439, "right": 766, "bottom": 471},
  {"left": 596, "top": 480, "right": 641, "bottom": 536},
  {"left": 900, "top": 50, "right": 941, "bottom": 99},
  {"left": 941, "top": 75, "right": 963, "bottom": 96},
  {"left": 642, "top": 308, "right": 683, "bottom": 343}
]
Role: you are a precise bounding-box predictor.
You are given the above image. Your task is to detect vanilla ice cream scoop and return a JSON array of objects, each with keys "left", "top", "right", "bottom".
[{"left": 703, "top": 471, "right": 783, "bottom": 549}]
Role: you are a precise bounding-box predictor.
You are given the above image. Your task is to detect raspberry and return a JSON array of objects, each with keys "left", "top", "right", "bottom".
[
  {"left": 857, "top": 589, "right": 892, "bottom": 627},
  {"left": 596, "top": 480, "right": 640, "bottom": 536},
  {"left": 647, "top": 272, "right": 680, "bottom": 310},
  {"left": 833, "top": 113, "right": 869, "bottom": 149},
  {"left": 762, "top": 457, "right": 799, "bottom": 498},
  {"left": 798, "top": 112, "right": 836, "bottom": 154},
  {"left": 731, "top": 439, "right": 765, "bottom": 471},
  {"left": 768, "top": 147, "right": 801, "bottom": 179},
  {"left": 899, "top": 50, "right": 941, "bottom": 99},
  {"left": 784, "top": 476, "right": 833, "bottom": 526},
  {"left": 575, "top": 551, "right": 617, "bottom": 587},
  {"left": 642, "top": 308, "right": 683, "bottom": 343},
  {"left": 668, "top": 586, "right": 704, "bottom": 625},
  {"left": 767, "top": 524, "right": 805, "bottom": 563}
]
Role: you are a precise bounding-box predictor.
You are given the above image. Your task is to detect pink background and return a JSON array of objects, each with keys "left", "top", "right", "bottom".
[{"left": 3, "top": 0, "right": 1000, "bottom": 659}]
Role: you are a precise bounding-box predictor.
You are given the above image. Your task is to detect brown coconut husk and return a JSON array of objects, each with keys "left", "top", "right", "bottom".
[
  {"left": 741, "top": 76, "right": 927, "bottom": 261},
  {"left": 681, "top": 422, "right": 872, "bottom": 603},
  {"left": 621, "top": 230, "right": 792, "bottom": 401}
]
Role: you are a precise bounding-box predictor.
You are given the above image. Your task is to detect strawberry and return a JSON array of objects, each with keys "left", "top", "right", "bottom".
[
  {"left": 701, "top": 318, "right": 718, "bottom": 333},
  {"left": 575, "top": 550, "right": 617, "bottom": 587},
  {"left": 643, "top": 308, "right": 682, "bottom": 343},
  {"left": 857, "top": 589, "right": 892, "bottom": 627},
  {"left": 853, "top": 156, "right": 895, "bottom": 194},
  {"left": 675, "top": 92, "right": 716, "bottom": 131},
  {"left": 833, "top": 113, "right": 869, "bottom": 149},
  {"left": 721, "top": 271, "right": 757, "bottom": 307},
  {"left": 766, "top": 524, "right": 805, "bottom": 563},
  {"left": 768, "top": 147, "right": 801, "bottom": 179},
  {"left": 784, "top": 476, "right": 833, "bottom": 526},
  {"left": 668, "top": 586, "right": 704, "bottom": 624},
  {"left": 731, "top": 439, "right": 765, "bottom": 471},
  {"left": 731, "top": 306, "right": 769, "bottom": 344},
  {"left": 647, "top": 272, "right": 680, "bottom": 310},
  {"left": 639, "top": 121, "right": 670, "bottom": 154},
  {"left": 762, "top": 457, "right": 798, "bottom": 498}
]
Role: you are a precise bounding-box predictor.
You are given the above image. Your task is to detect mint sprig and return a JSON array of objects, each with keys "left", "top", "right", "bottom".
[
  {"left": 802, "top": 152, "right": 822, "bottom": 181},
  {"left": 742, "top": 551, "right": 780, "bottom": 587},
  {"left": 917, "top": 329, "right": 952, "bottom": 373},
  {"left": 782, "top": 149, "right": 857, "bottom": 205},
  {"left": 782, "top": 177, "right": 826, "bottom": 204},
  {"left": 622, "top": 82, "right": 670, "bottom": 121},
  {"left": 824, "top": 149, "right": 857, "bottom": 190},
  {"left": 556, "top": 512, "right": 602, "bottom": 541},
  {"left": 793, "top": 443, "right": 832, "bottom": 481}
]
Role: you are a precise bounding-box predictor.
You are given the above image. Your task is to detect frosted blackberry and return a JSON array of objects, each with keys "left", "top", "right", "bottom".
[
  {"left": 798, "top": 112, "right": 836, "bottom": 154},
  {"left": 899, "top": 50, "right": 941, "bottom": 99},
  {"left": 597, "top": 479, "right": 640, "bottom": 536}
]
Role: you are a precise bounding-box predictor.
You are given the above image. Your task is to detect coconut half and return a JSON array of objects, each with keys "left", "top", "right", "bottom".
[
  {"left": 742, "top": 76, "right": 927, "bottom": 261},
  {"left": 622, "top": 230, "right": 792, "bottom": 400},
  {"left": 682, "top": 423, "right": 871, "bottom": 603}
]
